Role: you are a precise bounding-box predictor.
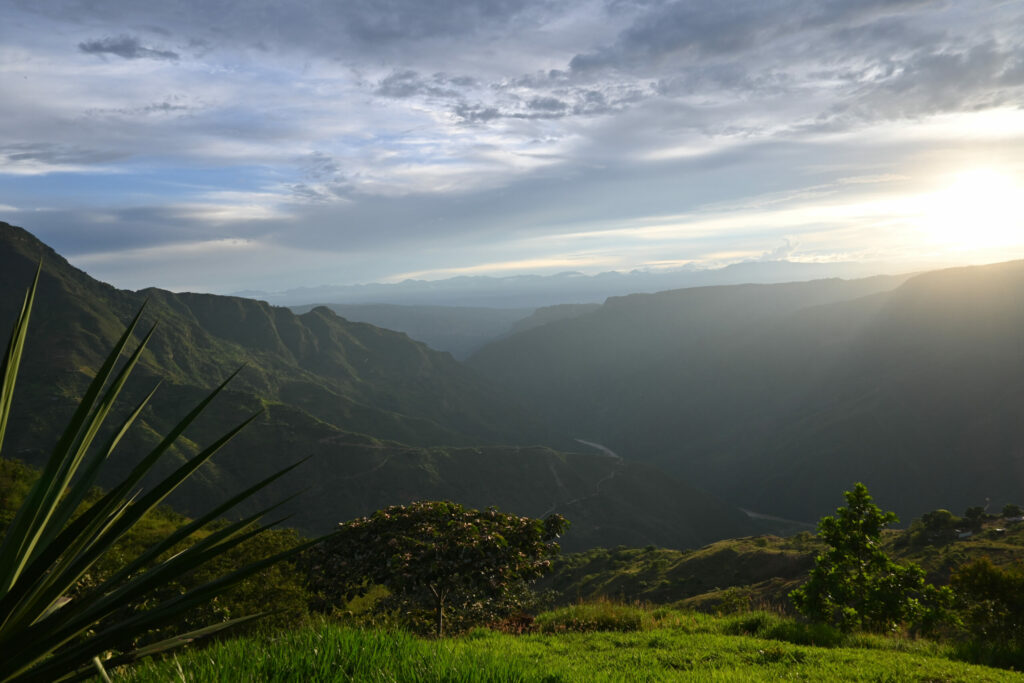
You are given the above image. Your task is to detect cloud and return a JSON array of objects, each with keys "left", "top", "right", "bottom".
[
  {"left": 5, "top": 0, "right": 1024, "bottom": 292},
  {"left": 759, "top": 238, "right": 799, "bottom": 261},
  {"left": 570, "top": 0, "right": 935, "bottom": 73},
  {"left": 78, "top": 35, "right": 179, "bottom": 61},
  {"left": 527, "top": 96, "right": 569, "bottom": 113},
  {"left": 26, "top": 0, "right": 550, "bottom": 61},
  {"left": 0, "top": 143, "right": 126, "bottom": 174},
  {"left": 842, "top": 41, "right": 1024, "bottom": 119},
  {"left": 374, "top": 70, "right": 476, "bottom": 99},
  {"left": 452, "top": 103, "right": 503, "bottom": 123}
]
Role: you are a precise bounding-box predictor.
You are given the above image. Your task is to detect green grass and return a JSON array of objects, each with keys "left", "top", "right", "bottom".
[
  {"left": 536, "top": 601, "right": 654, "bottom": 632},
  {"left": 115, "top": 612, "right": 1023, "bottom": 682}
]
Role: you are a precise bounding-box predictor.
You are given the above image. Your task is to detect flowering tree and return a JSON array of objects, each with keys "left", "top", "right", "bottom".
[{"left": 307, "top": 501, "right": 568, "bottom": 636}]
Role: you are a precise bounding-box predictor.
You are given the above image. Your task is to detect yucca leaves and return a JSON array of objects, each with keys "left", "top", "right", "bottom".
[{"left": 0, "top": 266, "right": 320, "bottom": 682}]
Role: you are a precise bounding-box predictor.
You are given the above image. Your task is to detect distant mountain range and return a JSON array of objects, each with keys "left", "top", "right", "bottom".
[
  {"left": 0, "top": 221, "right": 756, "bottom": 550},
  {"left": 469, "top": 263, "right": 1024, "bottom": 523},
  {"left": 290, "top": 302, "right": 600, "bottom": 360},
  {"left": 237, "top": 260, "right": 924, "bottom": 309},
  {"left": 8, "top": 218, "right": 1018, "bottom": 543}
]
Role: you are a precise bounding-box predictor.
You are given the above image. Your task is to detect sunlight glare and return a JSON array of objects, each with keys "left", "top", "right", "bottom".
[{"left": 922, "top": 168, "right": 1024, "bottom": 250}]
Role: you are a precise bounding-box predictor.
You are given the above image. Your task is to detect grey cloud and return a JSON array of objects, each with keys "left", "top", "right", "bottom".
[
  {"left": 453, "top": 103, "right": 503, "bottom": 123},
  {"left": 287, "top": 182, "right": 355, "bottom": 203},
  {"left": 292, "top": 153, "right": 356, "bottom": 202},
  {"left": 16, "top": 206, "right": 246, "bottom": 256},
  {"left": 570, "top": 0, "right": 938, "bottom": 74},
  {"left": 375, "top": 70, "right": 477, "bottom": 99},
  {"left": 79, "top": 35, "right": 179, "bottom": 60},
  {"left": 140, "top": 25, "right": 173, "bottom": 37},
  {"left": 823, "top": 41, "right": 1024, "bottom": 124},
  {"left": 797, "top": 0, "right": 938, "bottom": 30},
  {"left": 325, "top": 0, "right": 535, "bottom": 44},
  {"left": 527, "top": 96, "right": 569, "bottom": 112},
  {"left": 557, "top": 0, "right": 1023, "bottom": 141},
  {"left": 142, "top": 101, "right": 190, "bottom": 113},
  {"left": 655, "top": 62, "right": 793, "bottom": 97},
  {"left": 570, "top": 1, "right": 770, "bottom": 72},
  {"left": 301, "top": 152, "right": 343, "bottom": 181},
  {"left": 84, "top": 99, "right": 193, "bottom": 120},
  {"left": 452, "top": 102, "right": 570, "bottom": 122},
  {"left": 453, "top": 83, "right": 647, "bottom": 123},
  {"left": 1, "top": 143, "right": 125, "bottom": 166},
  {"left": 259, "top": 136, "right": 806, "bottom": 257},
  {"left": 27, "top": 0, "right": 550, "bottom": 60}
]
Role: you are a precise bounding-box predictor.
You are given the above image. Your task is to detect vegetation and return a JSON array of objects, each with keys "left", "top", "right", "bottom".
[
  {"left": 0, "top": 269, "right": 317, "bottom": 682},
  {"left": 7, "top": 225, "right": 1024, "bottom": 680},
  {"left": 790, "top": 483, "right": 950, "bottom": 633},
  {"left": 467, "top": 259, "right": 1024, "bottom": 526},
  {"left": 112, "top": 610, "right": 1023, "bottom": 682},
  {"left": 306, "top": 501, "right": 567, "bottom": 636},
  {"left": 540, "top": 536, "right": 817, "bottom": 611},
  {"left": 951, "top": 558, "right": 1024, "bottom": 668},
  {"left": 0, "top": 221, "right": 756, "bottom": 552},
  {"left": 536, "top": 600, "right": 652, "bottom": 633}
]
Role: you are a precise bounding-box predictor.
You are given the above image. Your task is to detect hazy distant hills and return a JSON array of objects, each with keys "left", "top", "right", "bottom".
[
  {"left": 0, "top": 221, "right": 756, "bottom": 549},
  {"left": 238, "top": 260, "right": 918, "bottom": 309},
  {"left": 290, "top": 302, "right": 601, "bottom": 359},
  {"left": 469, "top": 265, "right": 1024, "bottom": 523},
  {"left": 15, "top": 214, "right": 1019, "bottom": 545},
  {"left": 289, "top": 303, "right": 532, "bottom": 360}
]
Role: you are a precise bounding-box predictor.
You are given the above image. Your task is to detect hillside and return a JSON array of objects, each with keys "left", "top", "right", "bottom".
[
  {"left": 542, "top": 513, "right": 1024, "bottom": 611},
  {"left": 468, "top": 264, "right": 1024, "bottom": 523},
  {"left": 0, "top": 221, "right": 755, "bottom": 549},
  {"left": 288, "top": 303, "right": 533, "bottom": 359},
  {"left": 285, "top": 302, "right": 602, "bottom": 359}
]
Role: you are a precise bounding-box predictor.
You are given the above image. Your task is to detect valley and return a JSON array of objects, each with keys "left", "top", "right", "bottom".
[
  {"left": 0, "top": 221, "right": 754, "bottom": 551},
  {"left": 5, "top": 219, "right": 1024, "bottom": 547}
]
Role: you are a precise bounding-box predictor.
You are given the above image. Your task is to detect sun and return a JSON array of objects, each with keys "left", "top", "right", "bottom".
[{"left": 921, "top": 168, "right": 1024, "bottom": 250}]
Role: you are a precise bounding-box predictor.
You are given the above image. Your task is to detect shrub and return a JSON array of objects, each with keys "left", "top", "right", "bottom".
[
  {"left": 950, "top": 558, "right": 1024, "bottom": 668},
  {"left": 535, "top": 601, "right": 649, "bottom": 633},
  {"left": 306, "top": 500, "right": 567, "bottom": 636}
]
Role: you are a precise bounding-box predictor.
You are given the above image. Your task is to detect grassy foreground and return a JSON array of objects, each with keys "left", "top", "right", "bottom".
[{"left": 116, "top": 612, "right": 1022, "bottom": 682}]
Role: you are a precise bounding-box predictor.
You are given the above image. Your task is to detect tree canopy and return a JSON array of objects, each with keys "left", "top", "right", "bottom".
[
  {"left": 790, "top": 483, "right": 949, "bottom": 632},
  {"left": 307, "top": 500, "right": 568, "bottom": 636}
]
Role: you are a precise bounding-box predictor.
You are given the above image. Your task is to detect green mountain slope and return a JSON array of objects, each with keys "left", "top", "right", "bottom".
[
  {"left": 469, "top": 264, "right": 1024, "bottom": 523},
  {"left": 0, "top": 221, "right": 755, "bottom": 549}
]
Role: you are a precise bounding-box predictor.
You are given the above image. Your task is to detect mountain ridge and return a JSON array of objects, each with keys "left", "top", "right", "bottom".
[
  {"left": 468, "top": 261, "right": 1024, "bottom": 523},
  {"left": 0, "top": 221, "right": 756, "bottom": 550}
]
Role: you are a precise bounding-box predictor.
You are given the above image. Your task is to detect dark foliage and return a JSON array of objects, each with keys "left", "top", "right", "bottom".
[
  {"left": 950, "top": 558, "right": 1024, "bottom": 668},
  {"left": 306, "top": 500, "right": 567, "bottom": 636}
]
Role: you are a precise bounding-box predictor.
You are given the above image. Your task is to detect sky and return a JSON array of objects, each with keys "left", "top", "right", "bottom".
[{"left": 2, "top": 0, "right": 1023, "bottom": 294}]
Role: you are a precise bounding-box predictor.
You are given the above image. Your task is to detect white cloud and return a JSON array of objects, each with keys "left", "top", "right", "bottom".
[{"left": 2, "top": 0, "right": 1023, "bottom": 292}]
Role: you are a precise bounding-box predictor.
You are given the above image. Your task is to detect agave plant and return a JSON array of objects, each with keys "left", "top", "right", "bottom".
[{"left": 0, "top": 267, "right": 320, "bottom": 682}]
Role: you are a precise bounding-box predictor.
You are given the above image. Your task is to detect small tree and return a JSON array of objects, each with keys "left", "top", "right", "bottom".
[
  {"left": 963, "top": 506, "right": 989, "bottom": 532},
  {"left": 907, "top": 509, "right": 960, "bottom": 546},
  {"left": 307, "top": 501, "right": 568, "bottom": 636},
  {"left": 790, "top": 483, "right": 949, "bottom": 632},
  {"left": 1002, "top": 503, "right": 1022, "bottom": 519}
]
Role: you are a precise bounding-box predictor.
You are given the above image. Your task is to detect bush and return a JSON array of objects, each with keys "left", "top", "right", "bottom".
[
  {"left": 536, "top": 601, "right": 649, "bottom": 633},
  {"left": 306, "top": 501, "right": 567, "bottom": 636},
  {"left": 950, "top": 558, "right": 1024, "bottom": 668}
]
